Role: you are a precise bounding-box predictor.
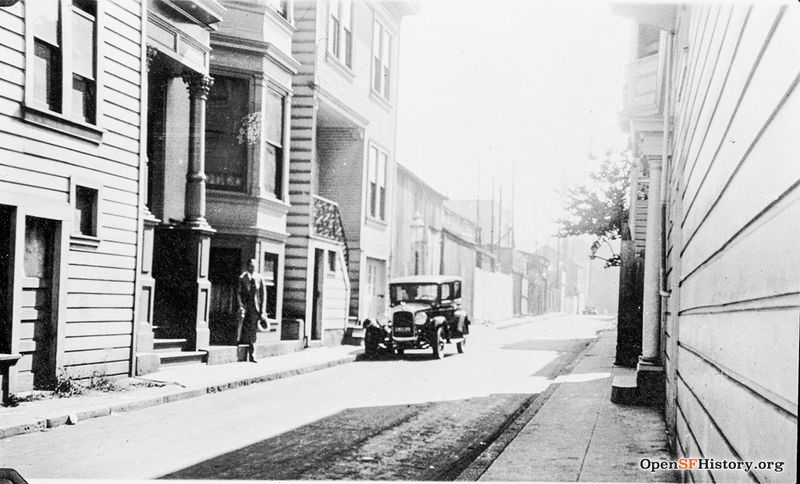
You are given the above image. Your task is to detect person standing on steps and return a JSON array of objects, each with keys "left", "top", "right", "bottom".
[{"left": 237, "top": 259, "right": 268, "bottom": 363}]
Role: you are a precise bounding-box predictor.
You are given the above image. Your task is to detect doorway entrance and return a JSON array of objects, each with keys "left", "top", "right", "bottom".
[
  {"left": 209, "top": 247, "right": 242, "bottom": 345},
  {"left": 310, "top": 249, "right": 325, "bottom": 340},
  {"left": 365, "top": 258, "right": 386, "bottom": 321},
  {"left": 0, "top": 206, "right": 12, "bottom": 357},
  {"left": 19, "top": 216, "right": 57, "bottom": 392}
]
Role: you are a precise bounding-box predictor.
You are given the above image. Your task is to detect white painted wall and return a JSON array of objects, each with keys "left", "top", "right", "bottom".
[{"left": 473, "top": 268, "right": 513, "bottom": 324}]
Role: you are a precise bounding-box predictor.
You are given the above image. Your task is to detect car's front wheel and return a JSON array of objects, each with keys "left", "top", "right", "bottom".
[{"left": 432, "top": 327, "right": 445, "bottom": 359}]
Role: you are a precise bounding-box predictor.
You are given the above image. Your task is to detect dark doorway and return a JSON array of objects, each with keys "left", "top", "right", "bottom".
[
  {"left": 311, "top": 249, "right": 325, "bottom": 340},
  {"left": 209, "top": 247, "right": 242, "bottom": 345},
  {"left": 0, "top": 205, "right": 13, "bottom": 355},
  {"left": 20, "top": 216, "right": 57, "bottom": 391}
]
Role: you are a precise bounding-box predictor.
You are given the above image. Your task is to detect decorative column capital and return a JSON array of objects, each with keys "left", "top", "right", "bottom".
[
  {"left": 182, "top": 73, "right": 214, "bottom": 100},
  {"left": 146, "top": 45, "right": 159, "bottom": 72}
]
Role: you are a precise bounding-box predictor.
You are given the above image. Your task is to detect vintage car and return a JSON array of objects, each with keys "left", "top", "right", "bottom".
[{"left": 363, "top": 275, "right": 469, "bottom": 359}]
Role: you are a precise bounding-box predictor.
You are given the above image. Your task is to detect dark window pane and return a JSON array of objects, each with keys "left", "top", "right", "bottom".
[
  {"left": 262, "top": 252, "right": 278, "bottom": 319},
  {"left": 33, "top": 40, "right": 61, "bottom": 112},
  {"left": 328, "top": 250, "right": 336, "bottom": 272},
  {"left": 370, "top": 182, "right": 377, "bottom": 217},
  {"left": 72, "top": 75, "right": 95, "bottom": 124},
  {"left": 262, "top": 143, "right": 282, "bottom": 198},
  {"left": 205, "top": 75, "right": 249, "bottom": 191},
  {"left": 379, "top": 186, "right": 385, "bottom": 220},
  {"left": 74, "top": 186, "right": 97, "bottom": 236},
  {"left": 331, "top": 18, "right": 340, "bottom": 57}
]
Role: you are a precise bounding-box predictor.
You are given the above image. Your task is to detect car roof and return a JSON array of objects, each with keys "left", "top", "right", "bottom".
[{"left": 389, "top": 275, "right": 463, "bottom": 285}]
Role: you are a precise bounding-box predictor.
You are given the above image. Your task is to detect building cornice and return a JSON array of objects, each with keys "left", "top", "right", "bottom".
[{"left": 211, "top": 33, "right": 301, "bottom": 74}]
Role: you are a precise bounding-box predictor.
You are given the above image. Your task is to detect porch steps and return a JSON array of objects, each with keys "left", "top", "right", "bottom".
[
  {"left": 158, "top": 350, "right": 207, "bottom": 368},
  {"left": 153, "top": 338, "right": 188, "bottom": 353}
]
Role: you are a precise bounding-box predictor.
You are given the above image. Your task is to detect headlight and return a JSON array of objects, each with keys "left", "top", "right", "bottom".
[{"left": 414, "top": 312, "right": 428, "bottom": 325}]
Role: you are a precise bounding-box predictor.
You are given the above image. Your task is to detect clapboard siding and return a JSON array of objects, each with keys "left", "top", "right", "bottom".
[
  {"left": 284, "top": 1, "right": 319, "bottom": 317},
  {"left": 680, "top": 87, "right": 800, "bottom": 276},
  {"left": 0, "top": 0, "right": 143, "bottom": 384},
  {"left": 665, "top": 5, "right": 799, "bottom": 482}
]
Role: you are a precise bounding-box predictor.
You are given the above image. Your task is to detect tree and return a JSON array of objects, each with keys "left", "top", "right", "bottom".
[{"left": 556, "top": 149, "right": 632, "bottom": 267}]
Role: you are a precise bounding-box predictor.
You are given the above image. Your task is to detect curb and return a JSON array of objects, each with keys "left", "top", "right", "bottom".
[
  {"left": 455, "top": 329, "right": 608, "bottom": 481},
  {"left": 0, "top": 355, "right": 358, "bottom": 440}
]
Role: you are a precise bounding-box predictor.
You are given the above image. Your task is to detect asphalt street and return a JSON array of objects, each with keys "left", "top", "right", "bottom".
[{"left": 0, "top": 315, "right": 612, "bottom": 480}]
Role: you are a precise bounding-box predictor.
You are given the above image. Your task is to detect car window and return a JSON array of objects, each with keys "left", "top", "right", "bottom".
[
  {"left": 390, "top": 283, "right": 438, "bottom": 305},
  {"left": 441, "top": 283, "right": 451, "bottom": 300},
  {"left": 453, "top": 281, "right": 461, "bottom": 299}
]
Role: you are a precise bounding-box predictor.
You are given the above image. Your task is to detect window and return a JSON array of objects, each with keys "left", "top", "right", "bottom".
[
  {"left": 262, "top": 88, "right": 285, "bottom": 200},
  {"left": 368, "top": 144, "right": 388, "bottom": 221},
  {"left": 327, "top": 250, "right": 337, "bottom": 273},
  {"left": 205, "top": 75, "right": 248, "bottom": 191},
  {"left": 266, "top": 0, "right": 288, "bottom": 19},
  {"left": 28, "top": 0, "right": 98, "bottom": 124},
  {"left": 73, "top": 185, "right": 98, "bottom": 236},
  {"left": 328, "top": 0, "right": 353, "bottom": 68},
  {"left": 261, "top": 252, "right": 279, "bottom": 320},
  {"left": 371, "top": 18, "right": 392, "bottom": 100},
  {"left": 441, "top": 284, "right": 451, "bottom": 301}
]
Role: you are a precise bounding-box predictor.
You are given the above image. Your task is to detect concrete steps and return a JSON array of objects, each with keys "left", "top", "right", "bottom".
[{"left": 158, "top": 350, "right": 207, "bottom": 368}]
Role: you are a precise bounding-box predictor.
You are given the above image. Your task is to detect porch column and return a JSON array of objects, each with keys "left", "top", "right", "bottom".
[
  {"left": 182, "top": 72, "right": 214, "bottom": 230},
  {"left": 179, "top": 72, "right": 215, "bottom": 350},
  {"left": 640, "top": 155, "right": 662, "bottom": 364}
]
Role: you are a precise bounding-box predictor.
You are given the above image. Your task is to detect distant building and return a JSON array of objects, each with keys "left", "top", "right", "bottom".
[
  {"left": 613, "top": 4, "right": 798, "bottom": 481},
  {"left": 392, "top": 163, "right": 446, "bottom": 278}
]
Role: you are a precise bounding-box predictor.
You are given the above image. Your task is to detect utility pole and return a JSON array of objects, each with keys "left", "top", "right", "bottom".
[
  {"left": 490, "top": 178, "right": 495, "bottom": 256},
  {"left": 476, "top": 160, "right": 481, "bottom": 245},
  {"left": 511, "top": 165, "right": 516, "bottom": 249}
]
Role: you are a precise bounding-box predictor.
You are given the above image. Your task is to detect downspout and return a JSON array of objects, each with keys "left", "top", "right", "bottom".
[{"left": 660, "top": 31, "right": 674, "bottom": 300}]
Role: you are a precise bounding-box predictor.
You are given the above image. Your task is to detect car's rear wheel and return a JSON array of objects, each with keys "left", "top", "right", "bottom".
[
  {"left": 433, "top": 327, "right": 445, "bottom": 359},
  {"left": 457, "top": 336, "right": 466, "bottom": 354}
]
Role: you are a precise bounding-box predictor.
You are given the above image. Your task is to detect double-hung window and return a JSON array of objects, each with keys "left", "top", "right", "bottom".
[
  {"left": 371, "top": 18, "right": 392, "bottom": 100},
  {"left": 28, "top": 0, "right": 98, "bottom": 125},
  {"left": 368, "top": 144, "right": 388, "bottom": 221},
  {"left": 328, "top": 0, "right": 353, "bottom": 68},
  {"left": 263, "top": 88, "right": 285, "bottom": 200}
]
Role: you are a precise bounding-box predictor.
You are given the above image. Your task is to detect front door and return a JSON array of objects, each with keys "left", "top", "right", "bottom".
[
  {"left": 0, "top": 206, "right": 12, "bottom": 356},
  {"left": 208, "top": 247, "right": 242, "bottom": 345},
  {"left": 310, "top": 249, "right": 325, "bottom": 340},
  {"left": 20, "top": 217, "right": 57, "bottom": 392},
  {"left": 365, "top": 258, "right": 386, "bottom": 320}
]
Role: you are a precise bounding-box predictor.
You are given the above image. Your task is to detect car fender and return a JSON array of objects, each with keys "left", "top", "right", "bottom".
[
  {"left": 431, "top": 315, "right": 447, "bottom": 326},
  {"left": 453, "top": 310, "right": 469, "bottom": 332}
]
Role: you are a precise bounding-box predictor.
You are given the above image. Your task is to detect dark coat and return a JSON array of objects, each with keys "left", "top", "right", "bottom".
[{"left": 237, "top": 271, "right": 268, "bottom": 344}]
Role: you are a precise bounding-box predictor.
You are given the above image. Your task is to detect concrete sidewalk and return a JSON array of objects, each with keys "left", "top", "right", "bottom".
[
  {"left": 470, "top": 324, "right": 679, "bottom": 482},
  {"left": 0, "top": 344, "right": 361, "bottom": 440}
]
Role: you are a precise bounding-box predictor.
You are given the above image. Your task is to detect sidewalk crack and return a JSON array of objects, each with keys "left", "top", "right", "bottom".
[{"left": 576, "top": 400, "right": 602, "bottom": 481}]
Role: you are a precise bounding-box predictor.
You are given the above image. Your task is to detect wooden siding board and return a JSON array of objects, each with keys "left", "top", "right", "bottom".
[
  {"left": 681, "top": 6, "right": 785, "bottom": 211},
  {"left": 680, "top": 87, "right": 800, "bottom": 275},
  {"left": 64, "top": 361, "right": 131, "bottom": 378},
  {"left": 63, "top": 334, "right": 132, "bottom": 351},
  {"left": 679, "top": 308, "right": 799, "bottom": 407},
  {"left": 682, "top": 16, "right": 800, "bottom": 244},
  {"left": 62, "top": 347, "right": 132, "bottom": 366},
  {"left": 677, "top": 349, "right": 797, "bottom": 483}
]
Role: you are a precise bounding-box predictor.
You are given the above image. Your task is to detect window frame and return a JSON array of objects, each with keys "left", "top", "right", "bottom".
[
  {"left": 262, "top": 85, "right": 287, "bottom": 200},
  {"left": 370, "top": 15, "right": 393, "bottom": 102},
  {"left": 366, "top": 142, "right": 388, "bottom": 223},
  {"left": 205, "top": 72, "right": 251, "bottom": 193},
  {"left": 69, "top": 175, "right": 103, "bottom": 250},
  {"left": 24, "top": 0, "right": 103, "bottom": 140},
  {"left": 327, "top": 0, "right": 353, "bottom": 69}
]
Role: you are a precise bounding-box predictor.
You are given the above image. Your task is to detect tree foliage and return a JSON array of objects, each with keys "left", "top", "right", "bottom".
[{"left": 556, "top": 150, "right": 632, "bottom": 267}]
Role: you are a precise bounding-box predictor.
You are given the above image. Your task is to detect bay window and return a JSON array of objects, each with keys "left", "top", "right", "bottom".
[
  {"left": 262, "top": 88, "right": 285, "bottom": 200},
  {"left": 205, "top": 75, "right": 249, "bottom": 191}
]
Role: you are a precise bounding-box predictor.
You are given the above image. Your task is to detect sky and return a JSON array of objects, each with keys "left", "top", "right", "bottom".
[{"left": 395, "top": 0, "right": 632, "bottom": 252}]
